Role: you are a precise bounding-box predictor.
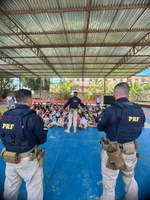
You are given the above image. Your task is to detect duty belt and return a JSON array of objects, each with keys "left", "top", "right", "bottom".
[
  {"left": 118, "top": 141, "right": 137, "bottom": 155},
  {"left": 100, "top": 138, "right": 137, "bottom": 155},
  {"left": 18, "top": 146, "right": 38, "bottom": 158},
  {"left": 118, "top": 141, "right": 135, "bottom": 148}
]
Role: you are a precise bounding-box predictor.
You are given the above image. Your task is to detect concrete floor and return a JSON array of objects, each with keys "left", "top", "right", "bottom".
[{"left": 0, "top": 108, "right": 150, "bottom": 200}]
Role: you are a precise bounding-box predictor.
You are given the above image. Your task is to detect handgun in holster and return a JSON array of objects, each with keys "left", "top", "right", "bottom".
[
  {"left": 29, "top": 148, "right": 39, "bottom": 161},
  {"left": 37, "top": 148, "right": 45, "bottom": 167},
  {"left": 100, "top": 137, "right": 109, "bottom": 150},
  {"left": 106, "top": 142, "right": 125, "bottom": 170}
]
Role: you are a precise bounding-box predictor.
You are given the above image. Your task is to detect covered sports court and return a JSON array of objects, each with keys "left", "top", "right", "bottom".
[
  {"left": 0, "top": 111, "right": 150, "bottom": 200},
  {"left": 0, "top": 0, "right": 150, "bottom": 200}
]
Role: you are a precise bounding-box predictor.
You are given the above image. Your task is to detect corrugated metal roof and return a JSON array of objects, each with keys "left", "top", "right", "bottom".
[{"left": 0, "top": 0, "right": 149, "bottom": 78}]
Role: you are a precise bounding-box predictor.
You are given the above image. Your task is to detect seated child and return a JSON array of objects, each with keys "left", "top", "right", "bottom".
[
  {"left": 49, "top": 115, "right": 57, "bottom": 127},
  {"left": 43, "top": 114, "right": 50, "bottom": 127},
  {"left": 57, "top": 115, "right": 65, "bottom": 127},
  {"left": 78, "top": 115, "right": 88, "bottom": 129},
  {"left": 77, "top": 114, "right": 82, "bottom": 126},
  {"left": 87, "top": 115, "right": 97, "bottom": 126}
]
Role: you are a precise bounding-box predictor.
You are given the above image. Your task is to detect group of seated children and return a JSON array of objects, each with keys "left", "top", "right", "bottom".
[{"left": 32, "top": 102, "right": 102, "bottom": 130}]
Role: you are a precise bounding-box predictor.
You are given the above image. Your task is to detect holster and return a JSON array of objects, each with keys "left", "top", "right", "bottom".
[
  {"left": 106, "top": 142, "right": 125, "bottom": 170},
  {"left": 37, "top": 148, "right": 45, "bottom": 167},
  {"left": 2, "top": 149, "right": 20, "bottom": 164},
  {"left": 100, "top": 137, "right": 109, "bottom": 150},
  {"left": 29, "top": 148, "right": 39, "bottom": 160},
  {"left": 70, "top": 109, "right": 74, "bottom": 114}
]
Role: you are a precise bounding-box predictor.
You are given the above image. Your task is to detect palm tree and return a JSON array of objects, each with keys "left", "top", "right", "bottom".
[
  {"left": 85, "top": 78, "right": 104, "bottom": 100},
  {"left": 50, "top": 84, "right": 60, "bottom": 99},
  {"left": 61, "top": 81, "right": 79, "bottom": 99}
]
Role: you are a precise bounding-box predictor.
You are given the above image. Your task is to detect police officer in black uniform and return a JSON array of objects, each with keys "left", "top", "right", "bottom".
[
  {"left": 64, "top": 91, "right": 85, "bottom": 133},
  {"left": 0, "top": 89, "right": 47, "bottom": 200},
  {"left": 97, "top": 82, "right": 145, "bottom": 200}
]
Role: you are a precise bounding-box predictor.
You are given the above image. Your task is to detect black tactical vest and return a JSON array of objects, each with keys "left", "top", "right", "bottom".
[
  {"left": 0, "top": 109, "right": 35, "bottom": 152},
  {"left": 114, "top": 102, "right": 145, "bottom": 142}
]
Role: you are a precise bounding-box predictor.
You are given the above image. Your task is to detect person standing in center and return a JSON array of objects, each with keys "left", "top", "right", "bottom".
[{"left": 64, "top": 91, "right": 85, "bottom": 133}]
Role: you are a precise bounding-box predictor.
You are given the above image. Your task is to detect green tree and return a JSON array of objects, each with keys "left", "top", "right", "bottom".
[
  {"left": 0, "top": 78, "right": 16, "bottom": 98},
  {"left": 22, "top": 78, "right": 41, "bottom": 90},
  {"left": 105, "top": 81, "right": 117, "bottom": 94},
  {"left": 50, "top": 84, "right": 60, "bottom": 93},
  {"left": 61, "top": 81, "right": 79, "bottom": 99},
  {"left": 43, "top": 78, "right": 50, "bottom": 91},
  {"left": 89, "top": 78, "right": 103, "bottom": 92},
  {"left": 22, "top": 78, "right": 50, "bottom": 91},
  {"left": 129, "top": 81, "right": 144, "bottom": 102},
  {"left": 85, "top": 86, "right": 97, "bottom": 100},
  {"left": 61, "top": 81, "right": 73, "bottom": 93},
  {"left": 49, "top": 81, "right": 79, "bottom": 99},
  {"left": 143, "top": 81, "right": 150, "bottom": 94},
  {"left": 49, "top": 84, "right": 60, "bottom": 99},
  {"left": 85, "top": 78, "right": 103, "bottom": 100}
]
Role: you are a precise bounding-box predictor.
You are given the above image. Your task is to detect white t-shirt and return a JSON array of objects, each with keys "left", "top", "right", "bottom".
[
  {"left": 80, "top": 118, "right": 87, "bottom": 125},
  {"left": 96, "top": 97, "right": 100, "bottom": 103},
  {"left": 47, "top": 97, "right": 50, "bottom": 102},
  {"left": 7, "top": 96, "right": 12, "bottom": 101}
]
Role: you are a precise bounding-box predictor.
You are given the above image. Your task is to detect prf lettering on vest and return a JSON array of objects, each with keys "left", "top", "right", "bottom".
[
  {"left": 2, "top": 123, "right": 14, "bottom": 129},
  {"left": 128, "top": 116, "right": 140, "bottom": 122}
]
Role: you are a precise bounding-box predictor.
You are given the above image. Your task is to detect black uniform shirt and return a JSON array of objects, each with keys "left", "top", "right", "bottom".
[
  {"left": 97, "top": 97, "right": 145, "bottom": 143},
  {"left": 64, "top": 96, "right": 85, "bottom": 109}
]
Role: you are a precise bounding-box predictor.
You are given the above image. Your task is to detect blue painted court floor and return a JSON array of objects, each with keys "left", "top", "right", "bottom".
[{"left": 0, "top": 108, "right": 150, "bottom": 200}]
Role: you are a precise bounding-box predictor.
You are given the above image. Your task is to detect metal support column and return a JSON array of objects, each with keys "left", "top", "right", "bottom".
[
  {"left": 19, "top": 78, "right": 22, "bottom": 89},
  {"left": 40, "top": 78, "right": 42, "bottom": 99},
  {"left": 104, "top": 78, "right": 106, "bottom": 94},
  {"left": 60, "top": 78, "right": 62, "bottom": 100},
  {"left": 0, "top": 78, "right": 2, "bottom": 98},
  {"left": 82, "top": 78, "right": 84, "bottom": 99}
]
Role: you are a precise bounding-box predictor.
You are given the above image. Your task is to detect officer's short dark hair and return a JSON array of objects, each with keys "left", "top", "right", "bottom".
[
  {"left": 15, "top": 89, "right": 32, "bottom": 103},
  {"left": 74, "top": 91, "right": 78, "bottom": 95},
  {"left": 114, "top": 82, "right": 130, "bottom": 95}
]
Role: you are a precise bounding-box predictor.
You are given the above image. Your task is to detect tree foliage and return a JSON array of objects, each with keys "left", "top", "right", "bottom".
[
  {"left": 50, "top": 81, "right": 79, "bottom": 99},
  {"left": 89, "top": 78, "right": 103, "bottom": 92},
  {"left": 22, "top": 78, "right": 50, "bottom": 91},
  {"left": 0, "top": 78, "right": 16, "bottom": 98},
  {"left": 61, "top": 81, "right": 74, "bottom": 92},
  {"left": 43, "top": 78, "right": 50, "bottom": 91},
  {"left": 84, "top": 78, "right": 103, "bottom": 100},
  {"left": 143, "top": 81, "right": 150, "bottom": 94},
  {"left": 129, "top": 81, "right": 150, "bottom": 102}
]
